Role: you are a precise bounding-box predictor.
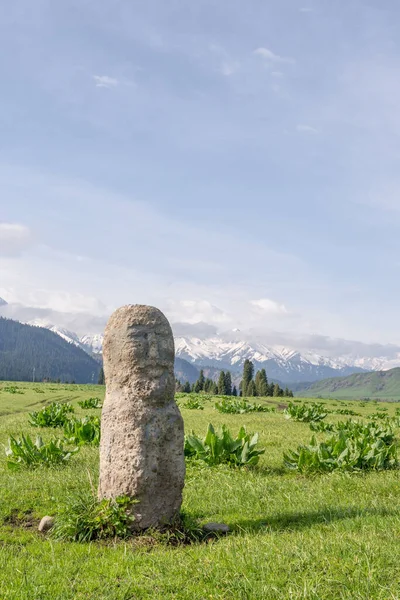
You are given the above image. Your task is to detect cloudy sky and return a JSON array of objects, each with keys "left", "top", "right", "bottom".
[{"left": 1, "top": 0, "right": 400, "bottom": 345}]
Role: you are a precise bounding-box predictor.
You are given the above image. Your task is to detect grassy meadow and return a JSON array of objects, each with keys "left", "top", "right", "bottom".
[
  {"left": 298, "top": 368, "right": 400, "bottom": 401},
  {"left": 1, "top": 383, "right": 400, "bottom": 599}
]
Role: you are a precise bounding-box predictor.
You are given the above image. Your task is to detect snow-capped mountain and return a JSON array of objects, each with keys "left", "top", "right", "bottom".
[
  {"left": 16, "top": 317, "right": 400, "bottom": 383},
  {"left": 80, "top": 333, "right": 104, "bottom": 354},
  {"left": 26, "top": 320, "right": 104, "bottom": 356},
  {"left": 174, "top": 336, "right": 366, "bottom": 383}
]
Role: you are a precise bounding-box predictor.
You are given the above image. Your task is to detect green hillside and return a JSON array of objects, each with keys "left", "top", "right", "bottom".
[
  {"left": 0, "top": 318, "right": 101, "bottom": 384},
  {"left": 298, "top": 367, "right": 400, "bottom": 400}
]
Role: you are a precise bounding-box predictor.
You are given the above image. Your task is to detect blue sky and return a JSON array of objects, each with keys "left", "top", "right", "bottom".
[{"left": 1, "top": 0, "right": 400, "bottom": 345}]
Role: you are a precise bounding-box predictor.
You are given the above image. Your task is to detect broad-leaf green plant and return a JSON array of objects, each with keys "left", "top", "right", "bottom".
[
  {"left": 29, "top": 402, "right": 74, "bottom": 428},
  {"left": 3, "top": 385, "right": 24, "bottom": 394},
  {"left": 309, "top": 421, "right": 335, "bottom": 433},
  {"left": 63, "top": 416, "right": 101, "bottom": 446},
  {"left": 5, "top": 434, "right": 77, "bottom": 470},
  {"left": 284, "top": 426, "right": 397, "bottom": 473},
  {"left": 284, "top": 402, "right": 327, "bottom": 422},
  {"left": 179, "top": 397, "right": 204, "bottom": 410},
  {"left": 78, "top": 397, "right": 102, "bottom": 409},
  {"left": 185, "top": 423, "right": 265, "bottom": 467},
  {"left": 214, "top": 398, "right": 275, "bottom": 414}
]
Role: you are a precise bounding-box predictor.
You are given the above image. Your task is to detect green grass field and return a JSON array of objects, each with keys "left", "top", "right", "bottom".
[{"left": 1, "top": 383, "right": 400, "bottom": 599}]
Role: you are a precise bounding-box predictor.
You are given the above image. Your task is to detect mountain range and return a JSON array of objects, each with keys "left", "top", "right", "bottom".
[
  {"left": 3, "top": 296, "right": 400, "bottom": 385},
  {"left": 22, "top": 322, "right": 367, "bottom": 384},
  {"left": 3, "top": 313, "right": 400, "bottom": 399}
]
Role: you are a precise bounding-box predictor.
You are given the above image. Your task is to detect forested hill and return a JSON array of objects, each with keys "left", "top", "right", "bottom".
[{"left": 0, "top": 318, "right": 101, "bottom": 384}]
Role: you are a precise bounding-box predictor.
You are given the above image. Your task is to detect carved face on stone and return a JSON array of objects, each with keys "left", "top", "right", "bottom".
[
  {"left": 126, "top": 325, "right": 173, "bottom": 368},
  {"left": 103, "top": 305, "right": 175, "bottom": 403}
]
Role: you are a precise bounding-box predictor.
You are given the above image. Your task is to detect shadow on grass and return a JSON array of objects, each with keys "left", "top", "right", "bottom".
[{"left": 231, "top": 505, "right": 398, "bottom": 534}]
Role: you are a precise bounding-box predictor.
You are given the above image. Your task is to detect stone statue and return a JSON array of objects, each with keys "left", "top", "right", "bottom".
[{"left": 98, "top": 305, "right": 185, "bottom": 530}]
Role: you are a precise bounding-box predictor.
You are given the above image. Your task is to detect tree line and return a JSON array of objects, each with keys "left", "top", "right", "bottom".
[
  {"left": 176, "top": 369, "right": 237, "bottom": 395},
  {"left": 176, "top": 358, "right": 293, "bottom": 397},
  {"left": 240, "top": 359, "right": 293, "bottom": 397}
]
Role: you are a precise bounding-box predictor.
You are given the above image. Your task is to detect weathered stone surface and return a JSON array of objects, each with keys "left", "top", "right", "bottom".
[
  {"left": 98, "top": 304, "right": 185, "bottom": 530},
  {"left": 38, "top": 516, "right": 55, "bottom": 533},
  {"left": 203, "top": 522, "right": 230, "bottom": 534}
]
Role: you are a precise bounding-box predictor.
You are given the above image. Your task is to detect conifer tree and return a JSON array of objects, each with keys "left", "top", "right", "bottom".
[
  {"left": 247, "top": 380, "right": 257, "bottom": 397},
  {"left": 98, "top": 367, "right": 105, "bottom": 385},
  {"left": 224, "top": 371, "right": 232, "bottom": 396},
  {"left": 255, "top": 370, "right": 261, "bottom": 396},
  {"left": 183, "top": 381, "right": 191, "bottom": 393},
  {"left": 241, "top": 359, "right": 254, "bottom": 397},
  {"left": 273, "top": 383, "right": 284, "bottom": 397},
  {"left": 232, "top": 385, "right": 238, "bottom": 397},
  {"left": 255, "top": 368, "right": 268, "bottom": 397},
  {"left": 194, "top": 369, "right": 205, "bottom": 393},
  {"left": 199, "top": 369, "right": 205, "bottom": 389},
  {"left": 204, "top": 378, "right": 212, "bottom": 392},
  {"left": 217, "top": 371, "right": 227, "bottom": 395}
]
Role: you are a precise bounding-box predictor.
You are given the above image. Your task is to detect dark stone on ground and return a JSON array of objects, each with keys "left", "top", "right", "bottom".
[{"left": 203, "top": 522, "right": 230, "bottom": 534}]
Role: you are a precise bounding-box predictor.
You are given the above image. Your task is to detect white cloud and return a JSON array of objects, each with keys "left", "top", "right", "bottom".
[
  {"left": 220, "top": 61, "right": 239, "bottom": 77},
  {"left": 0, "top": 223, "right": 33, "bottom": 257},
  {"left": 92, "top": 75, "right": 119, "bottom": 89},
  {"left": 0, "top": 165, "right": 313, "bottom": 337},
  {"left": 296, "top": 124, "right": 319, "bottom": 134},
  {"left": 166, "top": 299, "right": 231, "bottom": 326},
  {"left": 21, "top": 290, "right": 108, "bottom": 314},
  {"left": 208, "top": 44, "right": 239, "bottom": 77},
  {"left": 250, "top": 298, "right": 289, "bottom": 315},
  {"left": 254, "top": 47, "right": 294, "bottom": 65}
]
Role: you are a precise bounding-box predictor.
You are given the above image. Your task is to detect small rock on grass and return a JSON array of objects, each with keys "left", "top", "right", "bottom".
[
  {"left": 203, "top": 522, "right": 230, "bottom": 534},
  {"left": 38, "top": 516, "right": 55, "bottom": 533}
]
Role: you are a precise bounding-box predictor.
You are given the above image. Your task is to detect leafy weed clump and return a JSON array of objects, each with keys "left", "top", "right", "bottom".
[
  {"left": 78, "top": 397, "right": 102, "bottom": 409},
  {"left": 51, "top": 493, "right": 136, "bottom": 542},
  {"left": 284, "top": 402, "right": 327, "bottom": 423},
  {"left": 63, "top": 416, "right": 101, "bottom": 446},
  {"left": 284, "top": 424, "right": 397, "bottom": 474},
  {"left": 3, "top": 385, "right": 24, "bottom": 394},
  {"left": 309, "top": 421, "right": 335, "bottom": 433},
  {"left": 335, "top": 420, "right": 395, "bottom": 443},
  {"left": 185, "top": 423, "right": 265, "bottom": 467},
  {"left": 29, "top": 402, "right": 74, "bottom": 428},
  {"left": 368, "top": 412, "right": 389, "bottom": 420},
  {"left": 215, "top": 398, "right": 275, "bottom": 414},
  {"left": 179, "top": 396, "right": 205, "bottom": 410},
  {"left": 311, "top": 419, "right": 395, "bottom": 440},
  {"left": 5, "top": 435, "right": 77, "bottom": 471}
]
